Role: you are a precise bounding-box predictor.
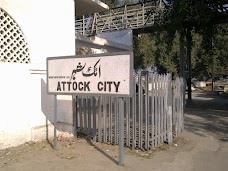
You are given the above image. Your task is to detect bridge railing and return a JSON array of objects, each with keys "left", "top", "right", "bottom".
[{"left": 75, "top": 2, "right": 163, "bottom": 36}]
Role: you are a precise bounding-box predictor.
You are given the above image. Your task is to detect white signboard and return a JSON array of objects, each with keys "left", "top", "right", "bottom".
[{"left": 47, "top": 52, "right": 133, "bottom": 96}]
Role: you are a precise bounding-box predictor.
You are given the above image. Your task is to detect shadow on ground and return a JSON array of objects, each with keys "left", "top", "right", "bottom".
[
  {"left": 77, "top": 132, "right": 119, "bottom": 165},
  {"left": 185, "top": 92, "right": 228, "bottom": 110},
  {"left": 184, "top": 92, "right": 228, "bottom": 142}
]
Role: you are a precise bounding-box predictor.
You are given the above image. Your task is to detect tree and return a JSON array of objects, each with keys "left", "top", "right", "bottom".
[
  {"left": 133, "top": 34, "right": 156, "bottom": 69},
  {"left": 134, "top": 31, "right": 180, "bottom": 75},
  {"left": 102, "top": 0, "right": 118, "bottom": 8},
  {"left": 158, "top": 0, "right": 228, "bottom": 98},
  {"left": 192, "top": 24, "right": 228, "bottom": 80}
]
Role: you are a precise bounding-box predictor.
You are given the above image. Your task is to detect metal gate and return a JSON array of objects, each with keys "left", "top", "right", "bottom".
[{"left": 73, "top": 71, "right": 184, "bottom": 151}]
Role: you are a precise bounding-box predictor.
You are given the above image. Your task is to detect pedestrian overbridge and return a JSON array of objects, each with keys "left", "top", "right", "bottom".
[{"left": 75, "top": 0, "right": 164, "bottom": 36}]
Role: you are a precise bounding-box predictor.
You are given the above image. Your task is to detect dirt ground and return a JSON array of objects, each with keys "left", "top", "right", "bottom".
[
  {"left": 0, "top": 134, "right": 196, "bottom": 171},
  {"left": 0, "top": 92, "right": 228, "bottom": 171}
]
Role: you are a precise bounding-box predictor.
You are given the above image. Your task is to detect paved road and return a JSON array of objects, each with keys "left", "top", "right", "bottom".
[
  {"left": 186, "top": 92, "right": 228, "bottom": 111},
  {"left": 184, "top": 92, "right": 228, "bottom": 171}
]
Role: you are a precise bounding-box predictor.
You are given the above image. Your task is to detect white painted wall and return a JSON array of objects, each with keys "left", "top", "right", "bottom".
[
  {"left": 0, "top": 0, "right": 75, "bottom": 149},
  {"left": 76, "top": 30, "right": 133, "bottom": 54},
  {"left": 97, "top": 30, "right": 133, "bottom": 51},
  {"left": 0, "top": 0, "right": 75, "bottom": 68},
  {"left": 0, "top": 63, "right": 74, "bottom": 149}
]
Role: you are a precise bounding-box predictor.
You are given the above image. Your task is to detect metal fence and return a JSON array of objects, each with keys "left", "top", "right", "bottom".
[{"left": 73, "top": 71, "right": 184, "bottom": 151}]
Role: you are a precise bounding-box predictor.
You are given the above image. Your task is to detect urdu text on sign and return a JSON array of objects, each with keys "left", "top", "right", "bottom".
[{"left": 47, "top": 52, "right": 133, "bottom": 97}]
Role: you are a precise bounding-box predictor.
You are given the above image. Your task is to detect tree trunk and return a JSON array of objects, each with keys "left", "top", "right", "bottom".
[{"left": 186, "top": 28, "right": 192, "bottom": 100}]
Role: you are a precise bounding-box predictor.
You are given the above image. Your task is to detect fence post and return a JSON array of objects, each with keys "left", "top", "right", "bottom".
[
  {"left": 124, "top": 5, "right": 127, "bottom": 28},
  {"left": 72, "top": 95, "right": 78, "bottom": 137},
  {"left": 167, "top": 106, "right": 172, "bottom": 144},
  {"left": 142, "top": 3, "right": 145, "bottom": 25},
  {"left": 82, "top": 15, "right": 85, "bottom": 35},
  {"left": 167, "top": 75, "right": 173, "bottom": 144},
  {"left": 109, "top": 11, "right": 111, "bottom": 30},
  {"left": 92, "top": 97, "right": 97, "bottom": 141},
  {"left": 98, "top": 97, "right": 102, "bottom": 142}
]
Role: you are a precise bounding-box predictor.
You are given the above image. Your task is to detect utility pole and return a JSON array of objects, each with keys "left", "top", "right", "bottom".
[
  {"left": 179, "top": 29, "right": 185, "bottom": 78},
  {"left": 211, "top": 38, "right": 214, "bottom": 91},
  {"left": 186, "top": 28, "right": 192, "bottom": 100},
  {"left": 179, "top": 29, "right": 186, "bottom": 105}
]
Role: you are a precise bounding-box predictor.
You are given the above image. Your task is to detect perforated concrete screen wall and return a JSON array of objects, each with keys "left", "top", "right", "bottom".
[{"left": 0, "top": 8, "right": 30, "bottom": 63}]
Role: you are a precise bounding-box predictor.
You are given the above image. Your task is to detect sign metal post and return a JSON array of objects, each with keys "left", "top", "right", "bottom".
[
  {"left": 118, "top": 97, "right": 124, "bottom": 166},
  {"left": 53, "top": 95, "right": 57, "bottom": 150}
]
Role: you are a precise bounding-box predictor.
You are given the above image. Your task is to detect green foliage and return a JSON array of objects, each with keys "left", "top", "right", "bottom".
[
  {"left": 133, "top": 24, "right": 228, "bottom": 79},
  {"left": 134, "top": 31, "right": 179, "bottom": 75},
  {"left": 133, "top": 34, "right": 156, "bottom": 69},
  {"left": 192, "top": 24, "right": 228, "bottom": 79},
  {"left": 152, "top": 0, "right": 227, "bottom": 78},
  {"left": 102, "top": 0, "right": 118, "bottom": 8}
]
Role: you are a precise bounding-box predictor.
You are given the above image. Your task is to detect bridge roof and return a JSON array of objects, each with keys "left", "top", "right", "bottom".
[{"left": 75, "top": 0, "right": 109, "bottom": 16}]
